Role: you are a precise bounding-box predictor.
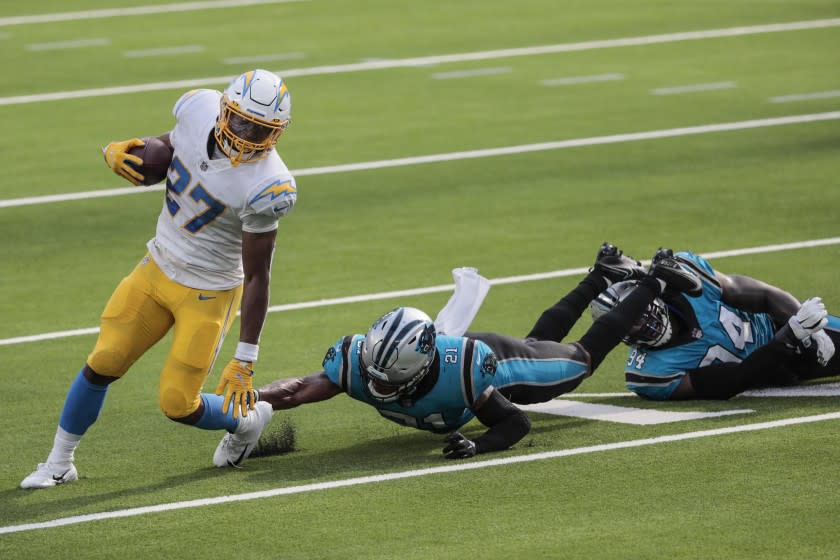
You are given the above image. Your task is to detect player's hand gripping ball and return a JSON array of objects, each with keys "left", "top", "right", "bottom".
[
  {"left": 126, "top": 136, "right": 174, "bottom": 186},
  {"left": 103, "top": 136, "right": 173, "bottom": 186}
]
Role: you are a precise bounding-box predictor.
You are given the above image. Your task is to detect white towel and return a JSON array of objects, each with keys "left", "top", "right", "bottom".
[{"left": 434, "top": 267, "right": 491, "bottom": 336}]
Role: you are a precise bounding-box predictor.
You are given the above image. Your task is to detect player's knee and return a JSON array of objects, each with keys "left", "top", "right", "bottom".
[
  {"left": 159, "top": 386, "right": 201, "bottom": 419},
  {"left": 87, "top": 347, "right": 132, "bottom": 377},
  {"left": 82, "top": 364, "right": 120, "bottom": 386}
]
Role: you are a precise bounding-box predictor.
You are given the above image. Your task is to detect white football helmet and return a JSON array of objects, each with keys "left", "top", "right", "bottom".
[
  {"left": 590, "top": 281, "right": 673, "bottom": 348},
  {"left": 215, "top": 69, "right": 291, "bottom": 166},
  {"left": 359, "top": 307, "right": 437, "bottom": 403}
]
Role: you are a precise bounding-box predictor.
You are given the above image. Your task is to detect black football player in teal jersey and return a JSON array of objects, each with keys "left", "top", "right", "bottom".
[
  {"left": 591, "top": 250, "right": 838, "bottom": 400},
  {"left": 251, "top": 244, "right": 702, "bottom": 459}
]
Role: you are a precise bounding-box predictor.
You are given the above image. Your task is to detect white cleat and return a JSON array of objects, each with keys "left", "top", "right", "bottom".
[
  {"left": 20, "top": 462, "right": 78, "bottom": 489},
  {"left": 213, "top": 401, "right": 274, "bottom": 468}
]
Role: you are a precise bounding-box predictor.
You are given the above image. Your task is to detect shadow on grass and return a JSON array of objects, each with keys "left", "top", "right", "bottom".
[{"left": 1, "top": 414, "right": 593, "bottom": 528}]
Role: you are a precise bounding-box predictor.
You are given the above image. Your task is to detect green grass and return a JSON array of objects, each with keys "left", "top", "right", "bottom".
[{"left": 1, "top": 1, "right": 840, "bottom": 558}]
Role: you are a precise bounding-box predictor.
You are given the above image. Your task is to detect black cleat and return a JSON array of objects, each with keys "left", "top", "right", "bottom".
[
  {"left": 649, "top": 248, "right": 703, "bottom": 296},
  {"left": 591, "top": 242, "right": 646, "bottom": 284}
]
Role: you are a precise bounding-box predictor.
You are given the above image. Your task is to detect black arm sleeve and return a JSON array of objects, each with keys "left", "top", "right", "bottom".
[
  {"left": 526, "top": 272, "right": 609, "bottom": 342},
  {"left": 472, "top": 389, "right": 532, "bottom": 454},
  {"left": 577, "top": 275, "right": 662, "bottom": 370},
  {"left": 686, "top": 325, "right": 800, "bottom": 399}
]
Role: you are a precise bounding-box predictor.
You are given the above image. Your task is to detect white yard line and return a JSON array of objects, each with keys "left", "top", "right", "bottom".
[
  {"left": 432, "top": 67, "right": 512, "bottom": 79},
  {"left": 0, "top": 0, "right": 306, "bottom": 27},
  {"left": 770, "top": 90, "right": 840, "bottom": 103},
  {"left": 739, "top": 382, "right": 840, "bottom": 397},
  {"left": 1, "top": 18, "right": 838, "bottom": 106},
  {"left": 25, "top": 38, "right": 110, "bottom": 51},
  {"left": 222, "top": 51, "right": 306, "bottom": 65},
  {"left": 540, "top": 73, "right": 625, "bottom": 86},
  {"left": 2, "top": 110, "right": 839, "bottom": 210},
  {"left": 519, "top": 399, "right": 755, "bottom": 425},
  {"left": 651, "top": 81, "right": 737, "bottom": 95},
  {"left": 2, "top": 236, "right": 840, "bottom": 347},
  {"left": 3, "top": 411, "right": 838, "bottom": 535},
  {"left": 123, "top": 45, "right": 206, "bottom": 58}
]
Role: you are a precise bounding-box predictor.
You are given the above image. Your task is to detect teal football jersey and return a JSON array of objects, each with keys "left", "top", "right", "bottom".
[
  {"left": 624, "top": 252, "right": 776, "bottom": 399},
  {"left": 323, "top": 334, "right": 498, "bottom": 433}
]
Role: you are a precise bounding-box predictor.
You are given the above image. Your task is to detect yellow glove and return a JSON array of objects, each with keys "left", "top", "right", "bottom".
[
  {"left": 102, "top": 138, "right": 145, "bottom": 185},
  {"left": 215, "top": 359, "right": 256, "bottom": 419}
]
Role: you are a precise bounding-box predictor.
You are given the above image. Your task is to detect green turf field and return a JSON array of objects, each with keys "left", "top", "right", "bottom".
[{"left": 1, "top": 1, "right": 840, "bottom": 558}]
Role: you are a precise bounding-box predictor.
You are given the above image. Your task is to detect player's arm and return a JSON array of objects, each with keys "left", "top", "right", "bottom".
[
  {"left": 716, "top": 272, "right": 832, "bottom": 363},
  {"left": 215, "top": 229, "right": 278, "bottom": 418},
  {"left": 238, "top": 228, "right": 277, "bottom": 344},
  {"left": 716, "top": 272, "right": 800, "bottom": 326},
  {"left": 442, "top": 387, "right": 531, "bottom": 459},
  {"left": 675, "top": 299, "right": 833, "bottom": 399},
  {"left": 257, "top": 372, "right": 342, "bottom": 410}
]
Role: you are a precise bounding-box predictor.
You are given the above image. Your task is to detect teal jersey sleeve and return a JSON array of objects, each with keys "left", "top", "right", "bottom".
[{"left": 322, "top": 335, "right": 363, "bottom": 393}]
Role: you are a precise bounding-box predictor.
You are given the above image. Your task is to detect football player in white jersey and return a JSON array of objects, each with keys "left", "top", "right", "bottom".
[{"left": 21, "top": 69, "right": 295, "bottom": 489}]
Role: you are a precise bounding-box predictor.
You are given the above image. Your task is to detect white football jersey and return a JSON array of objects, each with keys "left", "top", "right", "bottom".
[{"left": 147, "top": 89, "right": 296, "bottom": 290}]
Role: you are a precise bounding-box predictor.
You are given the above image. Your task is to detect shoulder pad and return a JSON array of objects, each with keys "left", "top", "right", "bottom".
[
  {"left": 248, "top": 177, "right": 297, "bottom": 217},
  {"left": 172, "top": 89, "right": 217, "bottom": 119}
]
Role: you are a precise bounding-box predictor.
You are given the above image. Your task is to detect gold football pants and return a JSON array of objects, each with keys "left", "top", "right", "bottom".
[{"left": 87, "top": 255, "right": 243, "bottom": 418}]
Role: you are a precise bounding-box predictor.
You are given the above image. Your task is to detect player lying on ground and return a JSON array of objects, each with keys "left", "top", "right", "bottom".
[
  {"left": 589, "top": 249, "right": 838, "bottom": 400},
  {"left": 251, "top": 244, "right": 701, "bottom": 460},
  {"left": 21, "top": 69, "right": 295, "bottom": 489}
]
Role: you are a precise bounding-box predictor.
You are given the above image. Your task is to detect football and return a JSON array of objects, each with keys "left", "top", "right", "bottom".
[{"left": 127, "top": 136, "right": 174, "bottom": 186}]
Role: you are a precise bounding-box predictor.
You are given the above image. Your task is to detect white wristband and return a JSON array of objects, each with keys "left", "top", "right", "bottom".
[{"left": 235, "top": 342, "right": 259, "bottom": 363}]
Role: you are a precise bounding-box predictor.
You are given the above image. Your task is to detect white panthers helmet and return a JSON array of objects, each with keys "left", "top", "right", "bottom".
[
  {"left": 359, "top": 307, "right": 437, "bottom": 403},
  {"left": 590, "top": 280, "right": 673, "bottom": 348},
  {"left": 214, "top": 69, "right": 291, "bottom": 166}
]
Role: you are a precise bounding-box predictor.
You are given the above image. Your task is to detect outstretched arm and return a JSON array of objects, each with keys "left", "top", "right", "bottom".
[
  {"left": 716, "top": 272, "right": 800, "bottom": 327},
  {"left": 442, "top": 387, "right": 531, "bottom": 459},
  {"left": 257, "top": 372, "right": 342, "bottom": 410}
]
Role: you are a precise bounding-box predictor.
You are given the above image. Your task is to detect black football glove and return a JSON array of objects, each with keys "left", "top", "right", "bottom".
[{"left": 443, "top": 432, "right": 478, "bottom": 460}]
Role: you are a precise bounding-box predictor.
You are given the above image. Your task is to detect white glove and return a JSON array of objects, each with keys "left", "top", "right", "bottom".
[
  {"left": 810, "top": 330, "right": 835, "bottom": 367},
  {"left": 788, "top": 297, "right": 828, "bottom": 346}
]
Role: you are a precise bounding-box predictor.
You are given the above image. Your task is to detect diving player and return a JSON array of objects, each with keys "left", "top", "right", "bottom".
[
  {"left": 21, "top": 69, "right": 296, "bottom": 489},
  {"left": 252, "top": 244, "right": 703, "bottom": 459},
  {"left": 590, "top": 250, "right": 837, "bottom": 400}
]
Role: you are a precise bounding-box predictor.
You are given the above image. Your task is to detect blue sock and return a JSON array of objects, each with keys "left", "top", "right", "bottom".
[
  {"left": 59, "top": 367, "right": 109, "bottom": 436},
  {"left": 194, "top": 393, "right": 239, "bottom": 432}
]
